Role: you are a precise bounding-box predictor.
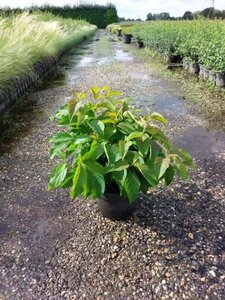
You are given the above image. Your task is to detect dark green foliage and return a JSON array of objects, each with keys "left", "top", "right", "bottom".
[
  {"left": 0, "top": 3, "right": 119, "bottom": 28},
  {"left": 182, "top": 11, "right": 193, "bottom": 20}
]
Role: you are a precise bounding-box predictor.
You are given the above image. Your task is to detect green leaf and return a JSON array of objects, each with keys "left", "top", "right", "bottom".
[
  {"left": 74, "top": 136, "right": 92, "bottom": 145},
  {"left": 164, "top": 165, "right": 175, "bottom": 185},
  {"left": 92, "top": 174, "right": 105, "bottom": 198},
  {"left": 90, "top": 86, "right": 101, "bottom": 100},
  {"left": 150, "top": 112, "right": 167, "bottom": 125},
  {"left": 112, "top": 170, "right": 127, "bottom": 190},
  {"left": 85, "top": 159, "right": 104, "bottom": 175},
  {"left": 70, "top": 163, "right": 87, "bottom": 198},
  {"left": 68, "top": 98, "right": 77, "bottom": 118},
  {"left": 127, "top": 132, "right": 148, "bottom": 141},
  {"left": 176, "top": 148, "right": 193, "bottom": 166},
  {"left": 87, "top": 170, "right": 105, "bottom": 198},
  {"left": 118, "top": 122, "right": 135, "bottom": 134},
  {"left": 105, "top": 144, "right": 122, "bottom": 163},
  {"left": 124, "top": 171, "right": 140, "bottom": 204},
  {"left": 50, "top": 143, "right": 66, "bottom": 160},
  {"left": 136, "top": 138, "right": 150, "bottom": 157},
  {"left": 60, "top": 170, "right": 74, "bottom": 188},
  {"left": 107, "top": 90, "right": 122, "bottom": 97},
  {"left": 106, "top": 159, "right": 129, "bottom": 173},
  {"left": 153, "top": 132, "right": 173, "bottom": 151},
  {"left": 119, "top": 140, "right": 132, "bottom": 159},
  {"left": 49, "top": 133, "right": 72, "bottom": 143},
  {"left": 89, "top": 120, "right": 105, "bottom": 138},
  {"left": 148, "top": 140, "right": 161, "bottom": 161},
  {"left": 135, "top": 163, "right": 158, "bottom": 186},
  {"left": 154, "top": 157, "right": 171, "bottom": 179},
  {"left": 122, "top": 101, "right": 129, "bottom": 112},
  {"left": 173, "top": 158, "right": 189, "bottom": 180},
  {"left": 48, "top": 163, "right": 67, "bottom": 190},
  {"left": 58, "top": 115, "right": 70, "bottom": 125},
  {"left": 104, "top": 124, "right": 117, "bottom": 139},
  {"left": 82, "top": 142, "right": 104, "bottom": 160}
]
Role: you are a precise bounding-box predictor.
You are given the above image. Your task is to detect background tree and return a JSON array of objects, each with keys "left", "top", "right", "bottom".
[
  {"left": 146, "top": 13, "right": 153, "bottom": 21},
  {"left": 105, "top": 7, "right": 118, "bottom": 25},
  {"left": 183, "top": 11, "right": 193, "bottom": 20}
]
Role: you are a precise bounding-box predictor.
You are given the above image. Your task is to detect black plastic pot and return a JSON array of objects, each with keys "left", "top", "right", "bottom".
[
  {"left": 208, "top": 70, "right": 216, "bottom": 82},
  {"left": 168, "top": 54, "right": 182, "bottom": 63},
  {"left": 203, "top": 68, "right": 209, "bottom": 79},
  {"left": 98, "top": 193, "right": 136, "bottom": 220},
  {"left": 123, "top": 34, "right": 132, "bottom": 44},
  {"left": 216, "top": 72, "right": 225, "bottom": 87},
  {"left": 117, "top": 29, "right": 122, "bottom": 37},
  {"left": 199, "top": 64, "right": 205, "bottom": 77},
  {"left": 189, "top": 62, "right": 200, "bottom": 74},
  {"left": 183, "top": 58, "right": 189, "bottom": 69},
  {"left": 137, "top": 40, "right": 144, "bottom": 48}
]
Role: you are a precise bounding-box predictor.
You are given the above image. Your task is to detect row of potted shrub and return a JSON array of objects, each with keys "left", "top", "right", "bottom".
[
  {"left": 130, "top": 20, "right": 225, "bottom": 87},
  {"left": 108, "top": 20, "right": 225, "bottom": 87},
  {"left": 183, "top": 59, "right": 225, "bottom": 86}
]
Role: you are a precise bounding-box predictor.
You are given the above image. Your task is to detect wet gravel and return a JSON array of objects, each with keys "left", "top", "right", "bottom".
[{"left": 0, "top": 30, "right": 225, "bottom": 299}]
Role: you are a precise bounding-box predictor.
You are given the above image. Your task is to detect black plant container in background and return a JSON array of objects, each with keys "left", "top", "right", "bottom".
[
  {"left": 137, "top": 40, "right": 144, "bottom": 48},
  {"left": 123, "top": 34, "right": 132, "bottom": 44},
  {"left": 189, "top": 62, "right": 200, "bottom": 74},
  {"left": 117, "top": 29, "right": 122, "bottom": 37},
  {"left": 216, "top": 72, "right": 225, "bottom": 87}
]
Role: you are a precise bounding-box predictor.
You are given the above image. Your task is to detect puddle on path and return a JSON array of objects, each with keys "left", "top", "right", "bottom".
[
  {"left": 115, "top": 49, "right": 133, "bottom": 62},
  {"left": 152, "top": 95, "right": 188, "bottom": 115},
  {"left": 77, "top": 56, "right": 95, "bottom": 67},
  {"left": 175, "top": 125, "right": 225, "bottom": 159},
  {"left": 129, "top": 71, "right": 150, "bottom": 80}
]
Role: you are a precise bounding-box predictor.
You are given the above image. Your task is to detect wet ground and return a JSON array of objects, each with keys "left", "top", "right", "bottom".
[{"left": 0, "top": 30, "right": 225, "bottom": 299}]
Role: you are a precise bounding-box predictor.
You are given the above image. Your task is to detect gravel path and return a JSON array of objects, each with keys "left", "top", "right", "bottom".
[{"left": 0, "top": 30, "right": 225, "bottom": 299}]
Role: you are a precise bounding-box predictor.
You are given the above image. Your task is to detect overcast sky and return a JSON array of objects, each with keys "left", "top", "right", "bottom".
[{"left": 1, "top": 0, "right": 225, "bottom": 19}]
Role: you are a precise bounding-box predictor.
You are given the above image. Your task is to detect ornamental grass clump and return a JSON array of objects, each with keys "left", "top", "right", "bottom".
[
  {"left": 0, "top": 12, "right": 96, "bottom": 93},
  {"left": 48, "top": 86, "right": 195, "bottom": 204}
]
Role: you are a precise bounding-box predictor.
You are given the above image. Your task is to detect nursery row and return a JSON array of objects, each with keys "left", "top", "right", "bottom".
[
  {"left": 0, "top": 12, "right": 96, "bottom": 95},
  {"left": 108, "top": 20, "right": 225, "bottom": 85}
]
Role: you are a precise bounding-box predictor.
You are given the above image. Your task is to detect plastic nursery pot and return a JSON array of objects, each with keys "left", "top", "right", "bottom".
[
  {"left": 203, "top": 68, "right": 209, "bottom": 79},
  {"left": 208, "top": 70, "right": 216, "bottom": 82},
  {"left": 168, "top": 54, "right": 182, "bottom": 64},
  {"left": 189, "top": 62, "right": 200, "bottom": 74},
  {"left": 182, "top": 58, "right": 189, "bottom": 69},
  {"left": 97, "top": 193, "right": 136, "bottom": 221},
  {"left": 216, "top": 72, "right": 225, "bottom": 87},
  {"left": 123, "top": 34, "right": 132, "bottom": 44},
  {"left": 137, "top": 40, "right": 144, "bottom": 48},
  {"left": 117, "top": 29, "right": 122, "bottom": 37},
  {"left": 199, "top": 64, "right": 205, "bottom": 77}
]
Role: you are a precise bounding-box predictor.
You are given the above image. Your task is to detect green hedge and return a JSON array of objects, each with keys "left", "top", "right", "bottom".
[{"left": 0, "top": 4, "right": 119, "bottom": 29}]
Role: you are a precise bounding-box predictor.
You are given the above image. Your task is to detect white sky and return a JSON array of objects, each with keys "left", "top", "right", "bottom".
[{"left": 0, "top": 0, "right": 225, "bottom": 19}]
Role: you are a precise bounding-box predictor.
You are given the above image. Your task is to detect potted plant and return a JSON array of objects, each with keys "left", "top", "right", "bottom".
[
  {"left": 121, "top": 27, "right": 133, "bottom": 44},
  {"left": 48, "top": 86, "right": 195, "bottom": 220},
  {"left": 117, "top": 28, "right": 122, "bottom": 37}
]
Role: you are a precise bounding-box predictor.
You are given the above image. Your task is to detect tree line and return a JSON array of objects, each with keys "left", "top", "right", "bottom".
[
  {"left": 0, "top": 3, "right": 119, "bottom": 28},
  {"left": 146, "top": 7, "right": 225, "bottom": 21}
]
